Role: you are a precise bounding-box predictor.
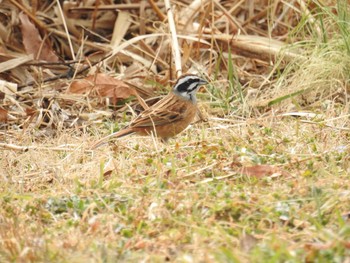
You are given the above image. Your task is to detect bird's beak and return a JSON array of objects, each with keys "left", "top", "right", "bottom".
[{"left": 199, "top": 78, "right": 208, "bottom": 85}]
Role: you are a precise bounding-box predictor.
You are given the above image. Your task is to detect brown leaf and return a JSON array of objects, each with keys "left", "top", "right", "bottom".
[
  {"left": 26, "top": 107, "right": 37, "bottom": 117},
  {"left": 304, "top": 242, "right": 333, "bottom": 251},
  {"left": 0, "top": 107, "right": 8, "bottom": 122},
  {"left": 19, "top": 13, "right": 59, "bottom": 62},
  {"left": 239, "top": 164, "right": 282, "bottom": 178},
  {"left": 68, "top": 73, "right": 137, "bottom": 104},
  {"left": 304, "top": 242, "right": 334, "bottom": 262}
]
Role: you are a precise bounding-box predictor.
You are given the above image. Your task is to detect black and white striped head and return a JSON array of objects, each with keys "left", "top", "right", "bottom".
[{"left": 172, "top": 74, "right": 208, "bottom": 102}]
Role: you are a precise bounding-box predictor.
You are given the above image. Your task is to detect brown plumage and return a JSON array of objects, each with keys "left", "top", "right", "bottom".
[{"left": 91, "top": 74, "right": 208, "bottom": 149}]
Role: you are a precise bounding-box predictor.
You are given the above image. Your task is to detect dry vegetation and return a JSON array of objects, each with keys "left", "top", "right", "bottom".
[{"left": 1, "top": 0, "right": 350, "bottom": 262}]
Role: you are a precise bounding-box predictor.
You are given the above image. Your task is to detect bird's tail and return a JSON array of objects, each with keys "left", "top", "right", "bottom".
[{"left": 90, "top": 128, "right": 135, "bottom": 149}]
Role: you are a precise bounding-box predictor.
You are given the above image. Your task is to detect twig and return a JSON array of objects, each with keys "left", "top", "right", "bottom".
[
  {"left": 300, "top": 120, "right": 350, "bottom": 131},
  {"left": 164, "top": 0, "right": 182, "bottom": 77},
  {"left": 197, "top": 173, "right": 237, "bottom": 184},
  {"left": 0, "top": 143, "right": 91, "bottom": 152},
  {"left": 19, "top": 34, "right": 209, "bottom": 88},
  {"left": 55, "top": 0, "right": 76, "bottom": 60},
  {"left": 181, "top": 162, "right": 218, "bottom": 178},
  {"left": 68, "top": 3, "right": 165, "bottom": 12},
  {"left": 213, "top": 0, "right": 246, "bottom": 34},
  {"left": 148, "top": 0, "right": 166, "bottom": 20}
]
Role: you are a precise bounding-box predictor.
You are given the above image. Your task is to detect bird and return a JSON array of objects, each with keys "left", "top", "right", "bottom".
[{"left": 91, "top": 74, "right": 208, "bottom": 149}]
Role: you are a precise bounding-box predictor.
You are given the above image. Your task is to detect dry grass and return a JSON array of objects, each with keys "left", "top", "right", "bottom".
[{"left": 1, "top": 0, "right": 350, "bottom": 262}]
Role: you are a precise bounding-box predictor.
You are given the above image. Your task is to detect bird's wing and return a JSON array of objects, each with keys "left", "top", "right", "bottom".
[{"left": 130, "top": 93, "right": 188, "bottom": 128}]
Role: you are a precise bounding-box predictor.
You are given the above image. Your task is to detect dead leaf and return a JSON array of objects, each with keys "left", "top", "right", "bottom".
[
  {"left": 68, "top": 73, "right": 137, "bottom": 104},
  {"left": 0, "top": 107, "right": 8, "bottom": 122},
  {"left": 111, "top": 11, "right": 131, "bottom": 47},
  {"left": 304, "top": 242, "right": 334, "bottom": 251},
  {"left": 0, "top": 54, "right": 33, "bottom": 73},
  {"left": 19, "top": 13, "right": 59, "bottom": 62},
  {"left": 239, "top": 164, "right": 283, "bottom": 178},
  {"left": 25, "top": 107, "right": 37, "bottom": 117},
  {"left": 304, "top": 242, "right": 334, "bottom": 262},
  {"left": 0, "top": 80, "right": 17, "bottom": 102}
]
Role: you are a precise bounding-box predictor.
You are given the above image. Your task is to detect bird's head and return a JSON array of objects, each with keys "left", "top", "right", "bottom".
[{"left": 172, "top": 74, "right": 208, "bottom": 102}]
